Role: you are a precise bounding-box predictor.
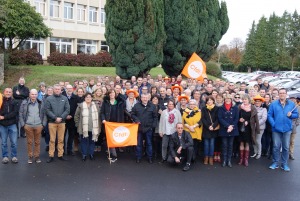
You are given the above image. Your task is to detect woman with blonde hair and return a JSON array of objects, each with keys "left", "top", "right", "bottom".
[{"left": 182, "top": 99, "right": 202, "bottom": 162}]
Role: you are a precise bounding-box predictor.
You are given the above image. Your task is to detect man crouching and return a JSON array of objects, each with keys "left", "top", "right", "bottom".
[{"left": 168, "top": 123, "right": 194, "bottom": 171}]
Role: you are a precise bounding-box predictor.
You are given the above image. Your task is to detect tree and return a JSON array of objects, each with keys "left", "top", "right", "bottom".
[
  {"left": 162, "top": 0, "right": 229, "bottom": 76},
  {"left": 227, "top": 38, "right": 244, "bottom": 66},
  {"left": 287, "top": 10, "right": 300, "bottom": 70},
  {"left": 105, "top": 0, "right": 165, "bottom": 79},
  {"left": 242, "top": 21, "right": 257, "bottom": 70},
  {"left": 0, "top": 0, "right": 51, "bottom": 52}
]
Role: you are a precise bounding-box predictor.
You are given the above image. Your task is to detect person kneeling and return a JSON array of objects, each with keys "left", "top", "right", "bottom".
[{"left": 167, "top": 123, "right": 194, "bottom": 171}]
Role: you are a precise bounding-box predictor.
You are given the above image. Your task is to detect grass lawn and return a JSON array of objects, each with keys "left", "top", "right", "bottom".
[{"left": 3, "top": 65, "right": 217, "bottom": 89}]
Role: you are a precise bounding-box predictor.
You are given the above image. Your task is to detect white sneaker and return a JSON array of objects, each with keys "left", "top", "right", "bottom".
[
  {"left": 11, "top": 157, "right": 18, "bottom": 164},
  {"left": 250, "top": 153, "right": 257, "bottom": 158},
  {"left": 28, "top": 157, "right": 33, "bottom": 164},
  {"left": 2, "top": 157, "right": 9, "bottom": 164},
  {"left": 255, "top": 154, "right": 261, "bottom": 159}
]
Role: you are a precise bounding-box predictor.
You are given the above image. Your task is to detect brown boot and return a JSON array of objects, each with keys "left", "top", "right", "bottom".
[
  {"left": 209, "top": 157, "right": 214, "bottom": 165},
  {"left": 238, "top": 149, "right": 244, "bottom": 165},
  {"left": 244, "top": 150, "right": 249, "bottom": 167},
  {"left": 204, "top": 156, "right": 208, "bottom": 165}
]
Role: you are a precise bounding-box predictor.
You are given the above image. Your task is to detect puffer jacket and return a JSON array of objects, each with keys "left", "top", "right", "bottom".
[
  {"left": 255, "top": 106, "right": 267, "bottom": 130},
  {"left": 0, "top": 97, "right": 18, "bottom": 126}
]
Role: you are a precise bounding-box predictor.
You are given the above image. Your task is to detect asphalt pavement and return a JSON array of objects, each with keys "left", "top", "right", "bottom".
[{"left": 0, "top": 133, "right": 299, "bottom": 201}]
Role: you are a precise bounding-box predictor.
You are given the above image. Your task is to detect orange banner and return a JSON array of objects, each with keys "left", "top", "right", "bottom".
[
  {"left": 105, "top": 122, "right": 138, "bottom": 148},
  {"left": 181, "top": 52, "right": 207, "bottom": 81}
]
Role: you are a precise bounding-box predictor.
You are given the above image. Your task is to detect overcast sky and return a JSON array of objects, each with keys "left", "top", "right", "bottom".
[{"left": 219, "top": 0, "right": 300, "bottom": 45}]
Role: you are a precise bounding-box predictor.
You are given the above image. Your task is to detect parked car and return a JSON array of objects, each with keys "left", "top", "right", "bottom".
[{"left": 281, "top": 79, "right": 300, "bottom": 91}]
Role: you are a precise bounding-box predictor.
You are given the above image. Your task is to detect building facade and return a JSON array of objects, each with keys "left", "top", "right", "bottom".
[{"left": 23, "top": 0, "right": 108, "bottom": 59}]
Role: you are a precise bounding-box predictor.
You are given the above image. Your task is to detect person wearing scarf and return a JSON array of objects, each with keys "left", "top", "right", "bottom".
[
  {"left": 74, "top": 93, "right": 100, "bottom": 161},
  {"left": 183, "top": 99, "right": 202, "bottom": 162},
  {"left": 238, "top": 94, "right": 259, "bottom": 167},
  {"left": 159, "top": 100, "right": 182, "bottom": 162},
  {"left": 218, "top": 94, "right": 239, "bottom": 167},
  {"left": 201, "top": 96, "right": 219, "bottom": 165}
]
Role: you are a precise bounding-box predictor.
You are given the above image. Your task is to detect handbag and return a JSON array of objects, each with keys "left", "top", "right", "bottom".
[{"left": 208, "top": 110, "right": 220, "bottom": 130}]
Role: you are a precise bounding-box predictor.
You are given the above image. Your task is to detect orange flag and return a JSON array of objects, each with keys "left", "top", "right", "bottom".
[
  {"left": 181, "top": 52, "right": 207, "bottom": 81},
  {"left": 105, "top": 122, "right": 138, "bottom": 148}
]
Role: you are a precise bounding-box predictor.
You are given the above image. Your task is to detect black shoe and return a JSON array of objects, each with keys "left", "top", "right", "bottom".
[
  {"left": 159, "top": 159, "right": 166, "bottom": 164},
  {"left": 21, "top": 134, "right": 26, "bottom": 138},
  {"left": 46, "top": 157, "right": 54, "bottom": 163},
  {"left": 183, "top": 163, "right": 191, "bottom": 171},
  {"left": 227, "top": 161, "right": 232, "bottom": 168},
  {"left": 82, "top": 156, "right": 87, "bottom": 161},
  {"left": 222, "top": 161, "right": 226, "bottom": 167},
  {"left": 136, "top": 159, "right": 141, "bottom": 163},
  {"left": 89, "top": 155, "right": 95, "bottom": 160},
  {"left": 45, "top": 146, "right": 49, "bottom": 152},
  {"left": 67, "top": 151, "right": 75, "bottom": 156},
  {"left": 58, "top": 157, "right": 67, "bottom": 161},
  {"left": 148, "top": 158, "right": 153, "bottom": 164}
]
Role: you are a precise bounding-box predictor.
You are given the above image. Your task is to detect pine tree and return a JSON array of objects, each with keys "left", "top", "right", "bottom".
[
  {"left": 242, "top": 21, "right": 257, "bottom": 70},
  {"left": 105, "top": 0, "right": 165, "bottom": 79},
  {"left": 287, "top": 10, "right": 300, "bottom": 70}
]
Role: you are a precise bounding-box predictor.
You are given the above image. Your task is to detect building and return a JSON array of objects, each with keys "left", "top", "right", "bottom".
[{"left": 22, "top": 0, "right": 108, "bottom": 59}]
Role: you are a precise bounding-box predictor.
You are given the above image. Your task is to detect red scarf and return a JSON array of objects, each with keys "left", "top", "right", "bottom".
[{"left": 225, "top": 103, "right": 232, "bottom": 111}]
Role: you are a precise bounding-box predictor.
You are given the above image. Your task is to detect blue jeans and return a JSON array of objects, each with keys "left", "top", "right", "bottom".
[
  {"left": 204, "top": 138, "right": 215, "bottom": 157},
  {"left": 80, "top": 132, "right": 95, "bottom": 156},
  {"left": 272, "top": 131, "right": 291, "bottom": 166},
  {"left": 0, "top": 124, "right": 18, "bottom": 158},
  {"left": 136, "top": 130, "right": 153, "bottom": 159},
  {"left": 221, "top": 136, "right": 234, "bottom": 162}
]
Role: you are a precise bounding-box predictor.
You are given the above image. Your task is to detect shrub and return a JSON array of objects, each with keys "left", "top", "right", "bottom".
[
  {"left": 47, "top": 51, "right": 113, "bottom": 67},
  {"left": 9, "top": 49, "right": 43, "bottom": 65},
  {"left": 206, "top": 61, "right": 222, "bottom": 78}
]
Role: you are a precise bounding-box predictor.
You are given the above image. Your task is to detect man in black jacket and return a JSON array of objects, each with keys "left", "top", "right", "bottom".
[
  {"left": 131, "top": 93, "right": 158, "bottom": 164},
  {"left": 13, "top": 77, "right": 29, "bottom": 138},
  {"left": 63, "top": 85, "right": 79, "bottom": 156},
  {"left": 168, "top": 123, "right": 194, "bottom": 171},
  {"left": 0, "top": 88, "right": 19, "bottom": 164}
]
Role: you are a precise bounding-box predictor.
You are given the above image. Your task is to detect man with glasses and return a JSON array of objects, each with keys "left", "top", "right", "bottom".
[
  {"left": 233, "top": 94, "right": 242, "bottom": 107},
  {"left": 268, "top": 88, "right": 298, "bottom": 171},
  {"left": 168, "top": 123, "right": 194, "bottom": 171}
]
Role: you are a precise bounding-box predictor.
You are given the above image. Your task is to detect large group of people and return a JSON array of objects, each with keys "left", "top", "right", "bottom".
[{"left": 0, "top": 74, "right": 299, "bottom": 172}]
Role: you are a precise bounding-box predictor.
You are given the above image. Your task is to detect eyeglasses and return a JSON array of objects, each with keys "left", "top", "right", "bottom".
[
  {"left": 234, "top": 96, "right": 240, "bottom": 98},
  {"left": 177, "top": 127, "right": 184, "bottom": 129}
]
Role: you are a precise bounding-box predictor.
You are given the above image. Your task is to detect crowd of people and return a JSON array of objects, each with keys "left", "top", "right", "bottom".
[{"left": 0, "top": 74, "right": 298, "bottom": 172}]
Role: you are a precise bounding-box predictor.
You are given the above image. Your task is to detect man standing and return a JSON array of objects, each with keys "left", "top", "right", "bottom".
[
  {"left": 13, "top": 77, "right": 29, "bottom": 138},
  {"left": 0, "top": 88, "right": 19, "bottom": 164},
  {"left": 45, "top": 84, "right": 70, "bottom": 163},
  {"left": 63, "top": 85, "right": 79, "bottom": 156},
  {"left": 131, "top": 93, "right": 158, "bottom": 164},
  {"left": 168, "top": 123, "right": 194, "bottom": 171},
  {"left": 268, "top": 88, "right": 298, "bottom": 171},
  {"left": 19, "top": 89, "right": 46, "bottom": 164}
]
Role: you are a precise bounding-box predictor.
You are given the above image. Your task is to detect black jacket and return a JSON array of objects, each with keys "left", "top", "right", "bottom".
[
  {"left": 63, "top": 93, "right": 79, "bottom": 117},
  {"left": 13, "top": 84, "right": 29, "bottom": 100},
  {"left": 0, "top": 97, "right": 19, "bottom": 126},
  {"left": 158, "top": 96, "right": 170, "bottom": 111},
  {"left": 131, "top": 101, "right": 158, "bottom": 133},
  {"left": 100, "top": 96, "right": 125, "bottom": 123},
  {"left": 201, "top": 106, "right": 219, "bottom": 139},
  {"left": 169, "top": 131, "right": 193, "bottom": 158}
]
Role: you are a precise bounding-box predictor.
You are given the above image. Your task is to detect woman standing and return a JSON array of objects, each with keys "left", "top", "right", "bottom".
[
  {"left": 125, "top": 89, "right": 139, "bottom": 122},
  {"left": 252, "top": 95, "right": 267, "bottom": 159},
  {"left": 218, "top": 94, "right": 239, "bottom": 167},
  {"left": 159, "top": 100, "right": 182, "bottom": 162},
  {"left": 93, "top": 88, "right": 104, "bottom": 152},
  {"left": 101, "top": 89, "right": 125, "bottom": 162},
  {"left": 151, "top": 95, "right": 161, "bottom": 160},
  {"left": 201, "top": 96, "right": 219, "bottom": 165},
  {"left": 176, "top": 94, "right": 189, "bottom": 115},
  {"left": 74, "top": 93, "right": 100, "bottom": 161},
  {"left": 237, "top": 94, "right": 259, "bottom": 166},
  {"left": 182, "top": 99, "right": 202, "bottom": 162},
  {"left": 262, "top": 94, "right": 273, "bottom": 158}
]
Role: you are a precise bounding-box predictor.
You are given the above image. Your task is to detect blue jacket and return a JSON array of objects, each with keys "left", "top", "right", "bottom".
[
  {"left": 267, "top": 99, "right": 299, "bottom": 133},
  {"left": 218, "top": 104, "right": 239, "bottom": 137}
]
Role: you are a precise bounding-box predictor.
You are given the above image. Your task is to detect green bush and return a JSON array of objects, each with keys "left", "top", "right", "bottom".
[
  {"left": 206, "top": 61, "right": 222, "bottom": 78},
  {"left": 9, "top": 49, "right": 43, "bottom": 65}
]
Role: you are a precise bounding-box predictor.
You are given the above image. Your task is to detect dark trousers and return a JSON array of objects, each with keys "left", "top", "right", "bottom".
[
  {"left": 80, "top": 132, "right": 95, "bottom": 156},
  {"left": 222, "top": 136, "right": 234, "bottom": 163},
  {"left": 64, "top": 120, "right": 76, "bottom": 152},
  {"left": 167, "top": 146, "right": 194, "bottom": 164},
  {"left": 136, "top": 130, "right": 153, "bottom": 159},
  {"left": 152, "top": 133, "right": 162, "bottom": 159}
]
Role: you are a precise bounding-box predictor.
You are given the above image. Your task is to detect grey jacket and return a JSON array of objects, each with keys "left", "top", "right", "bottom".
[
  {"left": 292, "top": 105, "right": 300, "bottom": 133},
  {"left": 45, "top": 94, "right": 70, "bottom": 123},
  {"left": 19, "top": 98, "right": 47, "bottom": 127},
  {"left": 255, "top": 106, "right": 267, "bottom": 131}
]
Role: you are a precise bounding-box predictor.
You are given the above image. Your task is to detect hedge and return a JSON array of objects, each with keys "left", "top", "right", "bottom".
[{"left": 9, "top": 49, "right": 43, "bottom": 65}]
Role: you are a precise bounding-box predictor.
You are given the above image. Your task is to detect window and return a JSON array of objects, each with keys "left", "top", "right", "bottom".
[
  {"left": 77, "top": 40, "right": 97, "bottom": 54},
  {"left": 50, "top": 0, "right": 60, "bottom": 18},
  {"left": 50, "top": 37, "right": 72, "bottom": 53},
  {"left": 77, "top": 5, "right": 86, "bottom": 22},
  {"left": 101, "top": 41, "right": 109, "bottom": 52},
  {"left": 64, "top": 2, "right": 73, "bottom": 20},
  {"left": 35, "top": 0, "right": 46, "bottom": 16},
  {"left": 89, "top": 7, "right": 98, "bottom": 23},
  {"left": 20, "top": 39, "right": 45, "bottom": 58},
  {"left": 100, "top": 8, "right": 105, "bottom": 24}
]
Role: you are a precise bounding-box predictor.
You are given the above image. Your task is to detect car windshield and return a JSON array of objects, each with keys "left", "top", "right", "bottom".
[{"left": 282, "top": 80, "right": 299, "bottom": 88}]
